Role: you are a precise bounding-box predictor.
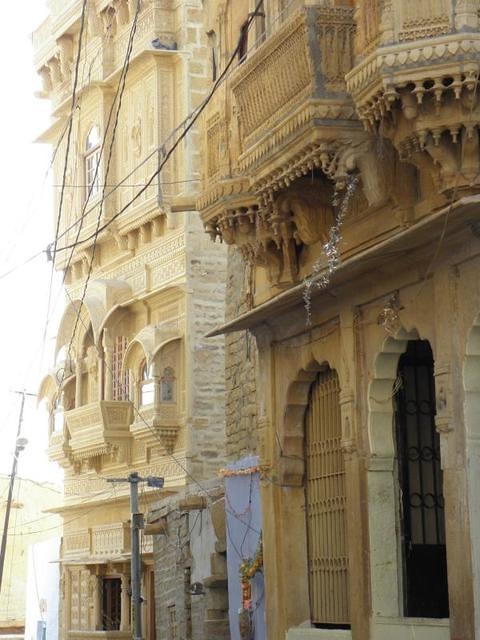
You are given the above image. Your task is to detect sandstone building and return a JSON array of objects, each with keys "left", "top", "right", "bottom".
[
  {"left": 34, "top": 1, "right": 227, "bottom": 638},
  {"left": 198, "top": 1, "right": 480, "bottom": 639}
]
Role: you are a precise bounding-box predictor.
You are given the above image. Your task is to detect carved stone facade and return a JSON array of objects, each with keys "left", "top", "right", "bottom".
[
  {"left": 34, "top": 1, "right": 227, "bottom": 639},
  {"left": 198, "top": 1, "right": 480, "bottom": 640}
]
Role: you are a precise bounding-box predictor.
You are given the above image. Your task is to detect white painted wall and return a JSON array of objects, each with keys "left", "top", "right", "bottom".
[{"left": 24, "top": 538, "right": 60, "bottom": 640}]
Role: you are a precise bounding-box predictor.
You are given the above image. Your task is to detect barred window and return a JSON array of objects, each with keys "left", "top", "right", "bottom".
[{"left": 112, "top": 336, "right": 130, "bottom": 401}]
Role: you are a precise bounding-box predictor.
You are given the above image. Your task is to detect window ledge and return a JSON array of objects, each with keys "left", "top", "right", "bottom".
[
  {"left": 372, "top": 617, "right": 449, "bottom": 640},
  {"left": 287, "top": 628, "right": 351, "bottom": 640}
]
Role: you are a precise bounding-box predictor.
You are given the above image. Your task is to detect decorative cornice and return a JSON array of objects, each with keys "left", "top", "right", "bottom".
[
  {"left": 237, "top": 99, "right": 358, "bottom": 177},
  {"left": 346, "top": 33, "right": 480, "bottom": 120}
]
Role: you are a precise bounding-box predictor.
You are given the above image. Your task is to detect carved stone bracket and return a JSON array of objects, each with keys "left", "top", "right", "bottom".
[
  {"left": 153, "top": 423, "right": 179, "bottom": 454},
  {"left": 347, "top": 33, "right": 480, "bottom": 194}
]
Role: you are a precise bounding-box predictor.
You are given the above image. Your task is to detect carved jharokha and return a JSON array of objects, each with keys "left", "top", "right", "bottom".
[
  {"left": 347, "top": 0, "right": 480, "bottom": 196},
  {"left": 199, "top": 5, "right": 372, "bottom": 286},
  {"left": 199, "top": 1, "right": 480, "bottom": 289}
]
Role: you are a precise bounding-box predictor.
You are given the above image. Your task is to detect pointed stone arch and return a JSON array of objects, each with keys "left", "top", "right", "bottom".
[
  {"left": 279, "top": 359, "right": 330, "bottom": 486},
  {"left": 366, "top": 327, "right": 420, "bottom": 619},
  {"left": 368, "top": 327, "right": 419, "bottom": 460}
]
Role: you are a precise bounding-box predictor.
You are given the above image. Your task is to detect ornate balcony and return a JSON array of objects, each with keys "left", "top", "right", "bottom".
[
  {"left": 48, "top": 430, "right": 72, "bottom": 468},
  {"left": 347, "top": 0, "right": 480, "bottom": 196},
  {"left": 64, "top": 401, "right": 133, "bottom": 468},
  {"left": 130, "top": 404, "right": 181, "bottom": 453},
  {"left": 63, "top": 523, "right": 132, "bottom": 560},
  {"left": 198, "top": 5, "right": 376, "bottom": 287}
]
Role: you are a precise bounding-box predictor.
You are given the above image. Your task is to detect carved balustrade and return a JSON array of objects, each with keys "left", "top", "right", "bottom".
[
  {"left": 64, "top": 400, "right": 133, "bottom": 468},
  {"left": 91, "top": 523, "right": 131, "bottom": 557},
  {"left": 63, "top": 529, "right": 92, "bottom": 559},
  {"left": 63, "top": 523, "right": 133, "bottom": 560},
  {"left": 348, "top": 0, "right": 480, "bottom": 195}
]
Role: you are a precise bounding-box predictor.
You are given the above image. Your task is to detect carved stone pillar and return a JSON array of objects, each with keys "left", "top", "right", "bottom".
[
  {"left": 103, "top": 330, "right": 113, "bottom": 401},
  {"left": 75, "top": 355, "right": 83, "bottom": 408},
  {"left": 339, "top": 308, "right": 370, "bottom": 640},
  {"left": 378, "top": 0, "right": 394, "bottom": 44},
  {"left": 97, "top": 349, "right": 104, "bottom": 401},
  {"left": 152, "top": 360, "right": 162, "bottom": 425},
  {"left": 433, "top": 266, "right": 475, "bottom": 639},
  {"left": 91, "top": 574, "right": 100, "bottom": 630},
  {"left": 455, "top": 0, "right": 479, "bottom": 29},
  {"left": 64, "top": 567, "right": 72, "bottom": 633}
]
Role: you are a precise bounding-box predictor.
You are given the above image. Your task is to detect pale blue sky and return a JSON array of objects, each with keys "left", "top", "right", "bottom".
[{"left": 0, "top": 1, "right": 63, "bottom": 483}]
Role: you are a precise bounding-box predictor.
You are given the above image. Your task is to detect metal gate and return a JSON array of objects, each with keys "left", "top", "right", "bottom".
[
  {"left": 305, "top": 368, "right": 349, "bottom": 626},
  {"left": 394, "top": 340, "right": 449, "bottom": 617}
]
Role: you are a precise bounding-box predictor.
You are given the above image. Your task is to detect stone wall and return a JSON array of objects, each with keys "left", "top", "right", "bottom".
[
  {"left": 151, "top": 482, "right": 229, "bottom": 640},
  {"left": 185, "top": 214, "right": 228, "bottom": 479},
  {"left": 225, "top": 247, "right": 259, "bottom": 460}
]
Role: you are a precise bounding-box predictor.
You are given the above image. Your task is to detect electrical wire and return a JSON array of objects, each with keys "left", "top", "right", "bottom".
[
  {"left": 0, "top": 0, "right": 271, "bottom": 286},
  {"left": 61, "top": 0, "right": 141, "bottom": 384},
  {"left": 4, "top": 0, "right": 268, "bottom": 541},
  {"left": 60, "top": 3, "right": 139, "bottom": 285},
  {"left": 51, "top": 0, "right": 267, "bottom": 256},
  {"left": 40, "top": 0, "right": 89, "bottom": 386}
]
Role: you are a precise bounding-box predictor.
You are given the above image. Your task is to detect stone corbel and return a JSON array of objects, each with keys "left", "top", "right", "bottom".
[
  {"left": 151, "top": 216, "right": 165, "bottom": 238},
  {"left": 424, "top": 135, "right": 461, "bottom": 189},
  {"left": 101, "top": 6, "right": 117, "bottom": 36},
  {"left": 140, "top": 223, "right": 152, "bottom": 245},
  {"left": 355, "top": 142, "right": 391, "bottom": 209},
  {"left": 87, "top": 6, "right": 102, "bottom": 37},
  {"left": 47, "top": 56, "right": 63, "bottom": 86},
  {"left": 80, "top": 247, "right": 98, "bottom": 273},
  {"left": 154, "top": 424, "right": 180, "bottom": 454},
  {"left": 107, "top": 226, "right": 129, "bottom": 252},
  {"left": 318, "top": 138, "right": 384, "bottom": 206},
  {"left": 115, "top": 0, "right": 130, "bottom": 25},
  {"left": 127, "top": 230, "right": 137, "bottom": 251},
  {"left": 57, "top": 35, "right": 73, "bottom": 79}
]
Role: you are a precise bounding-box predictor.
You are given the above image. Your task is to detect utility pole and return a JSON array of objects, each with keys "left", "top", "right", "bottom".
[
  {"left": 0, "top": 390, "right": 36, "bottom": 593},
  {"left": 107, "top": 472, "right": 164, "bottom": 640}
]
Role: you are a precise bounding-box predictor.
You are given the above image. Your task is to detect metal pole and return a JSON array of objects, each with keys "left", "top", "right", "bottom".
[
  {"left": 0, "top": 391, "right": 30, "bottom": 592},
  {"left": 130, "top": 472, "right": 143, "bottom": 640},
  {"left": 106, "top": 473, "right": 162, "bottom": 640}
]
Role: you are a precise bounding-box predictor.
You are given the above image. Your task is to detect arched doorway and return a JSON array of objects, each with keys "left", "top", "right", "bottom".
[
  {"left": 304, "top": 367, "right": 349, "bottom": 627},
  {"left": 393, "top": 340, "right": 448, "bottom": 617}
]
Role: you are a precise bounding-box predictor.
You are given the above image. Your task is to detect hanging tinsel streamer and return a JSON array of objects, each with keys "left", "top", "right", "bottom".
[{"left": 303, "top": 174, "right": 359, "bottom": 324}]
